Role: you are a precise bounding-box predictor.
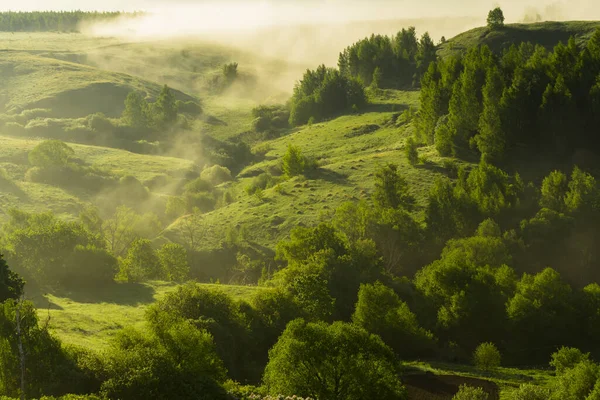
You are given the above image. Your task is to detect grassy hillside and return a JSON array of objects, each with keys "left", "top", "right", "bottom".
[
  {"left": 164, "top": 89, "right": 469, "bottom": 250},
  {"left": 438, "top": 21, "right": 600, "bottom": 58},
  {"left": 29, "top": 281, "right": 265, "bottom": 350},
  {"left": 0, "top": 51, "right": 195, "bottom": 117},
  {"left": 0, "top": 134, "right": 196, "bottom": 220}
]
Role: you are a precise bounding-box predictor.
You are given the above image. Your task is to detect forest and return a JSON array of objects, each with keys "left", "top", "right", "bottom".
[
  {"left": 0, "top": 12, "right": 138, "bottom": 32},
  {"left": 2, "top": 6, "right": 600, "bottom": 400}
]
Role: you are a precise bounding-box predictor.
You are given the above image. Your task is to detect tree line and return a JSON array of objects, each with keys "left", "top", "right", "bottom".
[
  {"left": 417, "top": 28, "right": 600, "bottom": 163},
  {"left": 338, "top": 26, "right": 438, "bottom": 89},
  {"left": 0, "top": 11, "right": 141, "bottom": 32}
]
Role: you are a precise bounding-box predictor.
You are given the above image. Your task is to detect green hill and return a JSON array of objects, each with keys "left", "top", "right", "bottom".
[{"left": 438, "top": 21, "right": 600, "bottom": 58}]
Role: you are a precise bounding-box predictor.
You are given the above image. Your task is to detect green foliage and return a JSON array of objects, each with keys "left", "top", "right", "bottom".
[
  {"left": 473, "top": 342, "right": 501, "bottom": 370},
  {"left": 153, "top": 85, "right": 178, "bottom": 128},
  {"left": 275, "top": 223, "right": 383, "bottom": 320},
  {"left": 540, "top": 171, "right": 569, "bottom": 212},
  {"left": 251, "top": 105, "right": 290, "bottom": 133},
  {"left": 452, "top": 385, "right": 489, "bottom": 400},
  {"left": 146, "top": 284, "right": 257, "bottom": 382},
  {"left": 487, "top": 8, "right": 505, "bottom": 30},
  {"left": 282, "top": 145, "right": 306, "bottom": 178},
  {"left": 421, "top": 31, "right": 600, "bottom": 161},
  {"left": 100, "top": 322, "right": 227, "bottom": 400},
  {"left": 0, "top": 11, "right": 129, "bottom": 32},
  {"left": 373, "top": 163, "right": 415, "bottom": 210},
  {"left": 118, "top": 239, "right": 161, "bottom": 283},
  {"left": 339, "top": 27, "right": 437, "bottom": 88},
  {"left": 246, "top": 173, "right": 276, "bottom": 195},
  {"left": 507, "top": 268, "right": 575, "bottom": 363},
  {"left": 290, "top": 65, "right": 367, "bottom": 126},
  {"left": 405, "top": 137, "right": 419, "bottom": 166},
  {"left": 2, "top": 210, "right": 105, "bottom": 287},
  {"left": 551, "top": 360, "right": 599, "bottom": 400},
  {"left": 551, "top": 347, "right": 590, "bottom": 375},
  {"left": 0, "top": 301, "right": 93, "bottom": 398},
  {"left": 121, "top": 92, "right": 149, "bottom": 129},
  {"left": 352, "top": 282, "right": 436, "bottom": 358},
  {"left": 263, "top": 319, "right": 407, "bottom": 400},
  {"left": 28, "top": 140, "right": 74, "bottom": 169},
  {"left": 510, "top": 384, "right": 552, "bottom": 400},
  {"left": 156, "top": 243, "right": 190, "bottom": 282},
  {"left": 0, "top": 256, "right": 23, "bottom": 303},
  {"left": 223, "top": 62, "right": 238, "bottom": 83}
]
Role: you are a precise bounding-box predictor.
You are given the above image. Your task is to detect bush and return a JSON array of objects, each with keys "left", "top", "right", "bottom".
[
  {"left": 474, "top": 342, "right": 501, "bottom": 371},
  {"left": 185, "top": 177, "right": 214, "bottom": 193},
  {"left": 246, "top": 173, "right": 275, "bottom": 195},
  {"left": 406, "top": 137, "right": 419, "bottom": 166},
  {"left": 550, "top": 347, "right": 590, "bottom": 375},
  {"left": 510, "top": 384, "right": 552, "bottom": 400},
  {"left": 63, "top": 245, "right": 118, "bottom": 287},
  {"left": 452, "top": 385, "right": 489, "bottom": 400},
  {"left": 282, "top": 145, "right": 306, "bottom": 177},
  {"left": 87, "top": 112, "right": 114, "bottom": 132},
  {"left": 201, "top": 165, "right": 232, "bottom": 185},
  {"left": 185, "top": 192, "right": 216, "bottom": 213}
]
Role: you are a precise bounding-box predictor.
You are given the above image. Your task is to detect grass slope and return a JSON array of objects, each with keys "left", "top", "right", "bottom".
[
  {"left": 438, "top": 21, "right": 600, "bottom": 59},
  {"left": 0, "top": 134, "right": 196, "bottom": 220},
  {"left": 28, "top": 281, "right": 265, "bottom": 350},
  {"left": 165, "top": 89, "right": 469, "bottom": 250},
  {"left": 0, "top": 50, "right": 195, "bottom": 117}
]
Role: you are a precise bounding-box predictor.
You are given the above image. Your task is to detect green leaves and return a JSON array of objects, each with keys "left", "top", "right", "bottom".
[
  {"left": 28, "top": 140, "right": 75, "bottom": 169},
  {"left": 264, "top": 319, "right": 407, "bottom": 400}
]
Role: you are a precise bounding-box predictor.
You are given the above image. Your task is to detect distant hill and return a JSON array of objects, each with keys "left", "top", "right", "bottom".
[
  {"left": 0, "top": 51, "right": 195, "bottom": 117},
  {"left": 438, "top": 21, "right": 600, "bottom": 58}
]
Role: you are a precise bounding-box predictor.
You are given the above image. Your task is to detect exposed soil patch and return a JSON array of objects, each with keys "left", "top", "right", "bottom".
[{"left": 404, "top": 372, "right": 499, "bottom": 400}]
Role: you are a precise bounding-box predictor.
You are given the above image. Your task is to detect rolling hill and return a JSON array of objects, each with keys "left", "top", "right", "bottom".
[{"left": 437, "top": 20, "right": 600, "bottom": 58}]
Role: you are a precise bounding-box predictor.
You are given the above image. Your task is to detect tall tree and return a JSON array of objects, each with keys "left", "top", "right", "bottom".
[
  {"left": 476, "top": 66, "right": 505, "bottom": 163},
  {"left": 372, "top": 164, "right": 415, "bottom": 210}
]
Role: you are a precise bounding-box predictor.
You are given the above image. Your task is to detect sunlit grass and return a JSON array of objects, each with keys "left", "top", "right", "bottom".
[{"left": 30, "top": 281, "right": 266, "bottom": 350}]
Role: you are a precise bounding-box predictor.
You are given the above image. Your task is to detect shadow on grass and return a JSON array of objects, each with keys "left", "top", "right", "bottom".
[
  {"left": 305, "top": 167, "right": 349, "bottom": 185},
  {"left": 50, "top": 282, "right": 156, "bottom": 306},
  {"left": 416, "top": 161, "right": 448, "bottom": 174},
  {"left": 424, "top": 361, "right": 537, "bottom": 384},
  {"left": 365, "top": 103, "right": 409, "bottom": 113}
]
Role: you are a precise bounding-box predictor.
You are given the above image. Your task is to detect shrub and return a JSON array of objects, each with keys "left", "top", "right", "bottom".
[
  {"left": 406, "top": 137, "right": 419, "bottom": 166},
  {"left": 474, "top": 342, "right": 501, "bottom": 371},
  {"left": 452, "top": 385, "right": 489, "bottom": 400},
  {"left": 185, "top": 177, "right": 214, "bottom": 193},
  {"left": 28, "top": 140, "right": 74, "bottom": 168},
  {"left": 63, "top": 245, "right": 118, "bottom": 287},
  {"left": 282, "top": 145, "right": 306, "bottom": 177},
  {"left": 246, "top": 173, "right": 275, "bottom": 195},
  {"left": 511, "top": 384, "right": 551, "bottom": 400},
  {"left": 185, "top": 192, "right": 216, "bottom": 213},
  {"left": 201, "top": 165, "right": 232, "bottom": 185},
  {"left": 87, "top": 112, "right": 114, "bottom": 132},
  {"left": 550, "top": 347, "right": 590, "bottom": 375}
]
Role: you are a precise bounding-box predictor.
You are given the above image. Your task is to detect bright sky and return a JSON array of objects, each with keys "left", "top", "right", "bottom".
[{"left": 2, "top": 0, "right": 599, "bottom": 22}]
